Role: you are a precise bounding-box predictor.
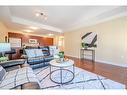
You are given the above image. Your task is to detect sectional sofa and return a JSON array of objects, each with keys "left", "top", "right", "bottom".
[{"left": 22, "top": 46, "right": 54, "bottom": 69}]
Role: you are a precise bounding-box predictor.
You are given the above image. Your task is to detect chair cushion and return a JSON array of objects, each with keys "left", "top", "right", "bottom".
[
  {"left": 25, "top": 49, "right": 36, "bottom": 58},
  {"left": 34, "top": 49, "right": 43, "bottom": 57},
  {"left": 0, "top": 65, "right": 6, "bottom": 81}
]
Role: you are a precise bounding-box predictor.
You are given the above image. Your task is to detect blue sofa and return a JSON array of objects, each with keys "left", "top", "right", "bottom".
[{"left": 24, "top": 46, "right": 54, "bottom": 69}]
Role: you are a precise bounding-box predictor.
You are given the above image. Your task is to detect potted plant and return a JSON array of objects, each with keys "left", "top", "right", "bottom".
[
  {"left": 81, "top": 42, "right": 88, "bottom": 49},
  {"left": 58, "top": 51, "right": 64, "bottom": 62}
]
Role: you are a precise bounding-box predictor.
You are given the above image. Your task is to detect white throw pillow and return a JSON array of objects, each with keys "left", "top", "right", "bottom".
[
  {"left": 49, "top": 46, "right": 60, "bottom": 56},
  {"left": 35, "top": 49, "right": 43, "bottom": 57},
  {"left": 0, "top": 65, "right": 6, "bottom": 81},
  {"left": 25, "top": 49, "right": 36, "bottom": 58}
]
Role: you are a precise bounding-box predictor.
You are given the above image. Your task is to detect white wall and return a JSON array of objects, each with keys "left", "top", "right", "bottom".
[
  {"left": 0, "top": 22, "right": 8, "bottom": 42},
  {"left": 64, "top": 16, "right": 127, "bottom": 65},
  {"left": 53, "top": 35, "right": 64, "bottom": 51}
]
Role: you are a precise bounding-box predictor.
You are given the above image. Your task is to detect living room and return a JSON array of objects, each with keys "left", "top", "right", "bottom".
[{"left": 0, "top": 5, "right": 127, "bottom": 92}]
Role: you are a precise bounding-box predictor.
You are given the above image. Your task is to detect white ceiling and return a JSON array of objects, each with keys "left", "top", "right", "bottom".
[{"left": 0, "top": 6, "right": 127, "bottom": 36}]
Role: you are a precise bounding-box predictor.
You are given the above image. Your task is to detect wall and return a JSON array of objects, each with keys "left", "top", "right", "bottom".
[
  {"left": 0, "top": 22, "right": 8, "bottom": 42},
  {"left": 8, "top": 32, "right": 54, "bottom": 59},
  {"left": 8, "top": 32, "right": 53, "bottom": 46},
  {"left": 64, "top": 16, "right": 127, "bottom": 65},
  {"left": 54, "top": 35, "right": 64, "bottom": 51},
  {"left": 0, "top": 22, "right": 54, "bottom": 59}
]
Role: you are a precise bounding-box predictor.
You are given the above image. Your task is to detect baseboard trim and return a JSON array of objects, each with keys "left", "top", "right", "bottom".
[
  {"left": 65, "top": 54, "right": 80, "bottom": 59},
  {"left": 95, "top": 59, "right": 127, "bottom": 67},
  {"left": 66, "top": 55, "right": 127, "bottom": 68}
]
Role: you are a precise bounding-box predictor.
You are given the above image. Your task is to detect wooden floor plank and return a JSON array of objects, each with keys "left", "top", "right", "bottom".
[{"left": 66, "top": 56, "right": 127, "bottom": 88}]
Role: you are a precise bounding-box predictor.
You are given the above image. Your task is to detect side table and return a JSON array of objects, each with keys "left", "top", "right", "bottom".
[{"left": 49, "top": 59, "right": 75, "bottom": 84}]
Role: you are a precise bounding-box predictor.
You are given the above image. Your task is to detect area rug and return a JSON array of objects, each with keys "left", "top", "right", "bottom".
[{"left": 33, "top": 66, "right": 125, "bottom": 89}]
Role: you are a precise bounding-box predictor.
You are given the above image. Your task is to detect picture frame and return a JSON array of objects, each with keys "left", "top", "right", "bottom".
[
  {"left": 9, "top": 38, "right": 22, "bottom": 47},
  {"left": 81, "top": 32, "right": 97, "bottom": 48},
  {"left": 29, "top": 39, "right": 38, "bottom": 44}
]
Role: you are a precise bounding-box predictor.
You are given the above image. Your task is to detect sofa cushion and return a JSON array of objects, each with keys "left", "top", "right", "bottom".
[
  {"left": 28, "top": 57, "right": 40, "bottom": 64},
  {"left": 34, "top": 49, "right": 43, "bottom": 57},
  {"left": 27, "top": 57, "right": 44, "bottom": 65},
  {"left": 43, "top": 56, "right": 54, "bottom": 62},
  {"left": 0, "top": 65, "right": 6, "bottom": 81},
  {"left": 30, "top": 63, "right": 45, "bottom": 69},
  {"left": 25, "top": 49, "right": 36, "bottom": 58}
]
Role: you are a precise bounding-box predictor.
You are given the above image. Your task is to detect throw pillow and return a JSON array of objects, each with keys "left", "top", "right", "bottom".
[
  {"left": 35, "top": 49, "right": 44, "bottom": 57},
  {"left": 25, "top": 49, "right": 36, "bottom": 58}
]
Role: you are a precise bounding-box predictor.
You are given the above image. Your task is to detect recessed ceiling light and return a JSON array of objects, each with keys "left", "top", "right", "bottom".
[
  {"left": 48, "top": 33, "right": 54, "bottom": 36},
  {"left": 23, "top": 29, "right": 33, "bottom": 33},
  {"left": 29, "top": 26, "right": 39, "bottom": 30}
]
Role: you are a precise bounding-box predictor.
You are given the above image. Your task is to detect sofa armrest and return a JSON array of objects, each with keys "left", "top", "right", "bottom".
[
  {"left": 0, "top": 59, "right": 26, "bottom": 68},
  {"left": 4, "top": 65, "right": 21, "bottom": 72}
]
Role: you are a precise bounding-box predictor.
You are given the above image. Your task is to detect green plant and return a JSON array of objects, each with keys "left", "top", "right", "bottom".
[
  {"left": 81, "top": 42, "right": 88, "bottom": 48},
  {"left": 81, "top": 42, "right": 85, "bottom": 48},
  {"left": 58, "top": 51, "right": 64, "bottom": 58}
]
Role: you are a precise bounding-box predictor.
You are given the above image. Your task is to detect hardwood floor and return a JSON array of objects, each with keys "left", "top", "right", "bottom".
[{"left": 66, "top": 56, "right": 127, "bottom": 88}]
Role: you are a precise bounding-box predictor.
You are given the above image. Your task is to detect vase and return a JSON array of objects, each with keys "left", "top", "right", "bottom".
[{"left": 60, "top": 58, "right": 64, "bottom": 62}]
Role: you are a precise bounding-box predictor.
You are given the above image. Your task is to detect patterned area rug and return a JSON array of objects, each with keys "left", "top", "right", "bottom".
[{"left": 33, "top": 66, "right": 125, "bottom": 89}]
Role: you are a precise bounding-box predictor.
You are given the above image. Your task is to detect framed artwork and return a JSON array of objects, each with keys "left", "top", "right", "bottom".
[
  {"left": 29, "top": 39, "right": 38, "bottom": 44},
  {"left": 9, "top": 38, "right": 22, "bottom": 47},
  {"left": 81, "top": 32, "right": 97, "bottom": 48}
]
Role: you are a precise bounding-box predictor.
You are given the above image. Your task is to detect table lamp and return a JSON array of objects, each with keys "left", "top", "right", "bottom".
[{"left": 0, "top": 43, "right": 11, "bottom": 57}]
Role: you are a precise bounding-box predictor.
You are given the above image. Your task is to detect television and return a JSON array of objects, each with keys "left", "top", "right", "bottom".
[{"left": 0, "top": 43, "right": 11, "bottom": 57}]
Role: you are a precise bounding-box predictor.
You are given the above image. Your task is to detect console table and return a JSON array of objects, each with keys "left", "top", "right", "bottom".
[{"left": 80, "top": 48, "right": 95, "bottom": 62}]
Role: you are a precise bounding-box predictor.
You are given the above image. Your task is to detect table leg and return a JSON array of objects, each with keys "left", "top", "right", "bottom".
[
  {"left": 92, "top": 50, "right": 95, "bottom": 62},
  {"left": 50, "top": 65, "right": 52, "bottom": 80},
  {"left": 60, "top": 67, "right": 62, "bottom": 84},
  {"left": 73, "top": 64, "right": 75, "bottom": 77},
  {"left": 50, "top": 65, "right": 75, "bottom": 84}
]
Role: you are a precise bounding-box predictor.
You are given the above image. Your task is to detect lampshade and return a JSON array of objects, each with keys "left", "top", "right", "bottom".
[{"left": 0, "top": 43, "right": 11, "bottom": 52}]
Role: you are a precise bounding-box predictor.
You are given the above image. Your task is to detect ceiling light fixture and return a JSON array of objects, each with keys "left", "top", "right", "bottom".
[
  {"left": 29, "top": 26, "right": 39, "bottom": 30},
  {"left": 48, "top": 33, "right": 54, "bottom": 36},
  {"left": 23, "top": 29, "right": 33, "bottom": 33},
  {"left": 35, "top": 11, "right": 48, "bottom": 20}
]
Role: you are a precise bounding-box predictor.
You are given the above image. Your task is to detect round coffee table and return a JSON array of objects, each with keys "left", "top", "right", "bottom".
[{"left": 49, "top": 59, "right": 75, "bottom": 84}]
